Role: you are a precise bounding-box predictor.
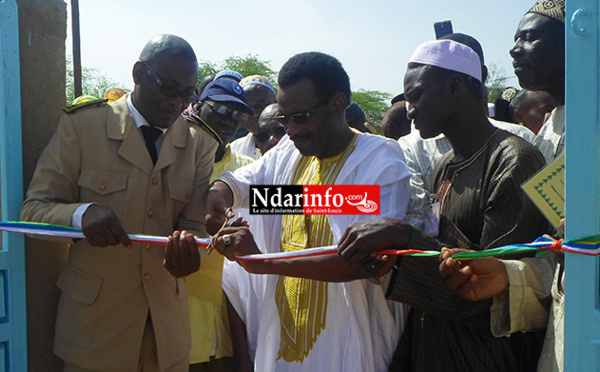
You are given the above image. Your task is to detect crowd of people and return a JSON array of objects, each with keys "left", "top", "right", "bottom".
[{"left": 21, "top": 0, "right": 569, "bottom": 371}]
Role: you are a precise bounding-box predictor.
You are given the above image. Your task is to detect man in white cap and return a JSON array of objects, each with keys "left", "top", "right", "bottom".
[
  {"left": 337, "top": 38, "right": 548, "bottom": 371},
  {"left": 398, "top": 33, "right": 536, "bottom": 233}
]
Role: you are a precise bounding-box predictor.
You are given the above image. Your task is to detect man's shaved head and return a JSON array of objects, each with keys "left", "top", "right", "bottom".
[
  {"left": 132, "top": 34, "right": 198, "bottom": 129},
  {"left": 139, "top": 34, "right": 197, "bottom": 65}
]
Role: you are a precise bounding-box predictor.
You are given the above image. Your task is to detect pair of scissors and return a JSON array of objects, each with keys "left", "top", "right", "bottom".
[{"left": 207, "top": 208, "right": 235, "bottom": 255}]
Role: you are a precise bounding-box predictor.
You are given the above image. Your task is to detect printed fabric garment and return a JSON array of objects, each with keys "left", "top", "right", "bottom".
[
  {"left": 388, "top": 129, "right": 550, "bottom": 372},
  {"left": 399, "top": 118, "right": 536, "bottom": 231},
  {"left": 220, "top": 132, "right": 411, "bottom": 372}
]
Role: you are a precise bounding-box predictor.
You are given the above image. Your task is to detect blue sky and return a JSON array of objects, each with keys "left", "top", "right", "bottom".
[{"left": 68, "top": 0, "right": 533, "bottom": 96}]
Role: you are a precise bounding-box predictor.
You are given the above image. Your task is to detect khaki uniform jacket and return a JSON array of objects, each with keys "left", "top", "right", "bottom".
[{"left": 21, "top": 97, "right": 218, "bottom": 371}]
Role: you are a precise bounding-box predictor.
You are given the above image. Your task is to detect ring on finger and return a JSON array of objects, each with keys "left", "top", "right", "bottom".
[{"left": 223, "top": 234, "right": 232, "bottom": 246}]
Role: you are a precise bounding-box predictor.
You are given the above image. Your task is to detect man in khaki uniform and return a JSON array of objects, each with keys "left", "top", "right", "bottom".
[{"left": 21, "top": 34, "right": 217, "bottom": 372}]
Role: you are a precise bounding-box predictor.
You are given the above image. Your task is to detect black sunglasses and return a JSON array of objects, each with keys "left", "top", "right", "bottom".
[
  {"left": 204, "top": 100, "right": 248, "bottom": 122},
  {"left": 140, "top": 61, "right": 198, "bottom": 101},
  {"left": 274, "top": 102, "right": 323, "bottom": 125}
]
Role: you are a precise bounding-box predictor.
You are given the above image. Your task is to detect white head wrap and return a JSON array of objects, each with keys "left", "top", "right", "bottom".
[{"left": 408, "top": 39, "right": 482, "bottom": 82}]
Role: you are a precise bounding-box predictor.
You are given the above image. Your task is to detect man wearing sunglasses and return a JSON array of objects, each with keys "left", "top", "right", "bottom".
[
  {"left": 205, "top": 52, "right": 411, "bottom": 371},
  {"left": 22, "top": 34, "right": 217, "bottom": 371},
  {"left": 254, "top": 103, "right": 286, "bottom": 155},
  {"left": 189, "top": 78, "right": 255, "bottom": 169},
  {"left": 182, "top": 78, "right": 254, "bottom": 372}
]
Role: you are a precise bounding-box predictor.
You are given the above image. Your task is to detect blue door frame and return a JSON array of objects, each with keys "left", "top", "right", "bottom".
[
  {"left": 565, "top": 0, "right": 600, "bottom": 371},
  {"left": 0, "top": 0, "right": 27, "bottom": 371},
  {"left": 0, "top": 1, "right": 598, "bottom": 371}
]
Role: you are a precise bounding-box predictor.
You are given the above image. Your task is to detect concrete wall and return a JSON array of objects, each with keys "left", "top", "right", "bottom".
[{"left": 17, "top": 0, "right": 68, "bottom": 370}]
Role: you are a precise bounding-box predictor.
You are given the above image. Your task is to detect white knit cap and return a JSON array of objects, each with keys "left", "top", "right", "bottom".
[{"left": 408, "top": 39, "right": 482, "bottom": 82}]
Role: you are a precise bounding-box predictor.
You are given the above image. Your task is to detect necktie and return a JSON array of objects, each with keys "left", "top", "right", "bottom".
[{"left": 141, "top": 125, "right": 162, "bottom": 165}]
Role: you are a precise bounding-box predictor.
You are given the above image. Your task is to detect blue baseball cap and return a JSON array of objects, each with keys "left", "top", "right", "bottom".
[
  {"left": 214, "top": 69, "right": 243, "bottom": 82},
  {"left": 200, "top": 78, "right": 254, "bottom": 115}
]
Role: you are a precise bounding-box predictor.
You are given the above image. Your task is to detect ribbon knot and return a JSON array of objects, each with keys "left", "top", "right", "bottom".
[{"left": 549, "top": 239, "right": 562, "bottom": 252}]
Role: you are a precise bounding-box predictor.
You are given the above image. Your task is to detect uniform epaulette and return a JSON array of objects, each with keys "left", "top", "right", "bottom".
[
  {"left": 62, "top": 98, "right": 109, "bottom": 113},
  {"left": 183, "top": 113, "right": 223, "bottom": 145}
]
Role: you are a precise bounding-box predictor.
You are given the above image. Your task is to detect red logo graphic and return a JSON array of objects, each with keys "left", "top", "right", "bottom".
[{"left": 302, "top": 185, "right": 380, "bottom": 215}]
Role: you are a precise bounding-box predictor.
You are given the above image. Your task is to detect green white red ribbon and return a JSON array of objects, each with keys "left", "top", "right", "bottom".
[{"left": 2, "top": 221, "right": 599, "bottom": 260}]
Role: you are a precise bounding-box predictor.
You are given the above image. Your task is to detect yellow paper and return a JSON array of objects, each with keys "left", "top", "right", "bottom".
[{"left": 521, "top": 153, "right": 565, "bottom": 229}]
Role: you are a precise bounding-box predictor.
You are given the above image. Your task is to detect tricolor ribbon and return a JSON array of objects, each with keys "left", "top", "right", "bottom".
[
  {"left": 2, "top": 221, "right": 600, "bottom": 260},
  {"left": 0, "top": 221, "right": 211, "bottom": 247},
  {"left": 236, "top": 248, "right": 441, "bottom": 261}
]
